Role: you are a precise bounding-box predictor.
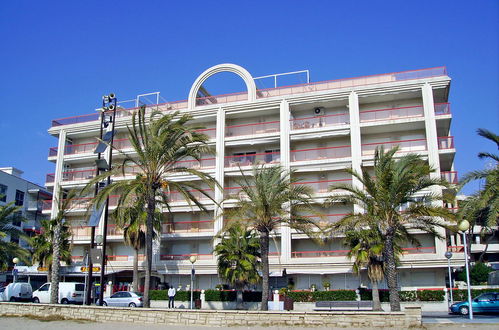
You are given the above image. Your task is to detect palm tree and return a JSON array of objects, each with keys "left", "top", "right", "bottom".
[
  {"left": 328, "top": 147, "right": 455, "bottom": 311},
  {"left": 49, "top": 189, "right": 77, "bottom": 304},
  {"left": 86, "top": 107, "right": 217, "bottom": 307},
  {"left": 215, "top": 222, "right": 261, "bottom": 309},
  {"left": 344, "top": 229, "right": 384, "bottom": 311},
  {"left": 0, "top": 202, "right": 29, "bottom": 270},
  {"left": 30, "top": 218, "right": 73, "bottom": 282},
  {"left": 225, "top": 165, "right": 318, "bottom": 310}
]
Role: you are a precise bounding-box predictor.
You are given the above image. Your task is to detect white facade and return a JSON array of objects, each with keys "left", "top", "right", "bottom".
[{"left": 44, "top": 64, "right": 463, "bottom": 290}]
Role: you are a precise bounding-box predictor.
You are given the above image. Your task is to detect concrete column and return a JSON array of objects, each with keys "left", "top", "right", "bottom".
[
  {"left": 422, "top": 83, "right": 446, "bottom": 257},
  {"left": 279, "top": 100, "right": 291, "bottom": 262},
  {"left": 51, "top": 129, "right": 67, "bottom": 216},
  {"left": 213, "top": 108, "right": 226, "bottom": 242},
  {"left": 348, "top": 92, "right": 363, "bottom": 214}
]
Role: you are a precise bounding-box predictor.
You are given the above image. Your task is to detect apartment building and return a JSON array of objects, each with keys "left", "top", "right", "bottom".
[
  {"left": 0, "top": 167, "right": 51, "bottom": 252},
  {"left": 43, "top": 64, "right": 463, "bottom": 291}
]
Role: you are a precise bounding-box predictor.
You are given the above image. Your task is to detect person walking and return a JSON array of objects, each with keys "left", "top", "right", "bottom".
[{"left": 168, "top": 286, "right": 176, "bottom": 308}]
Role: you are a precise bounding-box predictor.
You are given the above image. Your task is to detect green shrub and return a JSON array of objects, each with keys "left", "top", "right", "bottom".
[
  {"left": 149, "top": 290, "right": 167, "bottom": 300},
  {"left": 287, "top": 290, "right": 357, "bottom": 302},
  {"left": 204, "top": 290, "right": 235, "bottom": 301},
  {"left": 359, "top": 289, "right": 444, "bottom": 302},
  {"left": 399, "top": 290, "right": 417, "bottom": 302},
  {"left": 417, "top": 290, "right": 445, "bottom": 302}
]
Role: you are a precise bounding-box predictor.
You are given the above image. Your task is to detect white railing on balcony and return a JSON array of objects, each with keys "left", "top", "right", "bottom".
[
  {"left": 434, "top": 103, "right": 451, "bottom": 116},
  {"left": 290, "top": 113, "right": 349, "bottom": 130},
  {"left": 225, "top": 151, "right": 280, "bottom": 168},
  {"left": 225, "top": 120, "right": 280, "bottom": 138},
  {"left": 361, "top": 138, "right": 427, "bottom": 156},
  {"left": 159, "top": 253, "right": 213, "bottom": 261},
  {"left": 359, "top": 105, "right": 424, "bottom": 122},
  {"left": 161, "top": 220, "right": 214, "bottom": 233},
  {"left": 441, "top": 171, "right": 458, "bottom": 184},
  {"left": 293, "top": 179, "right": 352, "bottom": 194},
  {"left": 437, "top": 136, "right": 454, "bottom": 150},
  {"left": 291, "top": 145, "right": 351, "bottom": 162},
  {"left": 166, "top": 189, "right": 215, "bottom": 203}
]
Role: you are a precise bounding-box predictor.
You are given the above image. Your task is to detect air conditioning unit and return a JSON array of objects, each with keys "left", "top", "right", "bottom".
[{"left": 314, "top": 107, "right": 324, "bottom": 115}]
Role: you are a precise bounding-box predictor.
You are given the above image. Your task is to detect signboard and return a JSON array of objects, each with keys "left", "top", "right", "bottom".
[
  {"left": 37, "top": 267, "right": 48, "bottom": 272},
  {"left": 81, "top": 267, "right": 101, "bottom": 272},
  {"left": 88, "top": 203, "right": 105, "bottom": 227}
]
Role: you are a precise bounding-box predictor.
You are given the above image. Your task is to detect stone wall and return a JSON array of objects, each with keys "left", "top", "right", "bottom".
[{"left": 0, "top": 302, "right": 422, "bottom": 328}]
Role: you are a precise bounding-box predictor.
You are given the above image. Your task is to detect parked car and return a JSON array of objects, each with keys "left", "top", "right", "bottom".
[
  {"left": 1, "top": 282, "right": 33, "bottom": 302},
  {"left": 32, "top": 282, "right": 85, "bottom": 304},
  {"left": 450, "top": 292, "right": 499, "bottom": 315},
  {"left": 102, "top": 291, "right": 143, "bottom": 307}
]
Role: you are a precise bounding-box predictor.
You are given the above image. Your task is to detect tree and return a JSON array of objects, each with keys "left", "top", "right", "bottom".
[
  {"left": 328, "top": 147, "right": 454, "bottom": 311},
  {"left": 0, "top": 202, "right": 29, "bottom": 270},
  {"left": 456, "top": 262, "right": 493, "bottom": 285},
  {"left": 215, "top": 223, "right": 261, "bottom": 309},
  {"left": 86, "top": 107, "right": 217, "bottom": 307},
  {"left": 30, "top": 218, "right": 72, "bottom": 282},
  {"left": 344, "top": 229, "right": 385, "bottom": 311},
  {"left": 225, "top": 165, "right": 318, "bottom": 310},
  {"left": 49, "top": 189, "right": 77, "bottom": 304}
]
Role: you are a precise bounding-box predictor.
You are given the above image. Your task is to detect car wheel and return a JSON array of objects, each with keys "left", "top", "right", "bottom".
[
  {"left": 61, "top": 298, "right": 69, "bottom": 304},
  {"left": 9, "top": 297, "right": 17, "bottom": 302},
  {"left": 129, "top": 302, "right": 136, "bottom": 307},
  {"left": 459, "top": 306, "right": 469, "bottom": 315},
  {"left": 33, "top": 297, "right": 40, "bottom": 303},
  {"left": 102, "top": 301, "right": 107, "bottom": 306}
]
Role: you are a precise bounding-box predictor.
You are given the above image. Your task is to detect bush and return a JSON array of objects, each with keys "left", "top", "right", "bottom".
[
  {"left": 416, "top": 290, "right": 445, "bottom": 302},
  {"left": 287, "top": 290, "right": 357, "bottom": 302},
  {"left": 456, "top": 263, "right": 494, "bottom": 285},
  {"left": 359, "top": 289, "right": 445, "bottom": 302}
]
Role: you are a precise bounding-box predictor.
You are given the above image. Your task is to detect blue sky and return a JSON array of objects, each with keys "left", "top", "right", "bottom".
[{"left": 0, "top": 1, "right": 497, "bottom": 194}]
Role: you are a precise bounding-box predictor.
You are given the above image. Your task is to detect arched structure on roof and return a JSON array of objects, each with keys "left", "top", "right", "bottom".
[{"left": 187, "top": 63, "right": 257, "bottom": 109}]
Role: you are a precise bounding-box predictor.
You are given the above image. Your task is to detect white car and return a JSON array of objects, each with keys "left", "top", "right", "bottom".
[
  {"left": 32, "top": 282, "right": 85, "bottom": 304},
  {"left": 103, "top": 291, "right": 143, "bottom": 307},
  {"left": 1, "top": 283, "right": 33, "bottom": 302}
]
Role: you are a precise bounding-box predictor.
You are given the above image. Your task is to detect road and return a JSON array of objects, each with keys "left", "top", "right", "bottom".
[{"left": 1, "top": 315, "right": 499, "bottom": 329}]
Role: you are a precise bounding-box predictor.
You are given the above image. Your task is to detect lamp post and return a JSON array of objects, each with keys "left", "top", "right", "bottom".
[
  {"left": 458, "top": 220, "right": 473, "bottom": 319},
  {"left": 189, "top": 255, "right": 197, "bottom": 309},
  {"left": 444, "top": 251, "right": 453, "bottom": 306},
  {"left": 12, "top": 257, "right": 19, "bottom": 283}
]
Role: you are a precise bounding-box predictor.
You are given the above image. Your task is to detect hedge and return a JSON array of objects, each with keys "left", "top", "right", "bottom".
[
  {"left": 359, "top": 289, "right": 445, "bottom": 302},
  {"left": 286, "top": 290, "right": 357, "bottom": 302},
  {"left": 150, "top": 290, "right": 200, "bottom": 301}
]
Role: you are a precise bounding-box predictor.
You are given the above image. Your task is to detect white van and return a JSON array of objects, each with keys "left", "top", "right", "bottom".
[
  {"left": 32, "top": 282, "right": 85, "bottom": 304},
  {"left": 1, "top": 282, "right": 33, "bottom": 302}
]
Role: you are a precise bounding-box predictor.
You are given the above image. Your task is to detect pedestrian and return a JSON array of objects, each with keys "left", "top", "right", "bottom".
[{"left": 168, "top": 286, "right": 176, "bottom": 308}]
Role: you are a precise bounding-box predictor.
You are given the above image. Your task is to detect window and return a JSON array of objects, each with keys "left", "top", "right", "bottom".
[
  {"left": 12, "top": 211, "right": 22, "bottom": 227},
  {"left": 15, "top": 190, "right": 24, "bottom": 206},
  {"left": 38, "top": 284, "right": 50, "bottom": 291},
  {"left": 0, "top": 184, "right": 6, "bottom": 202}
]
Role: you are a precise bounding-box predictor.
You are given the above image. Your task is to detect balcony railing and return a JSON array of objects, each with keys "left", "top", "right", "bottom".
[
  {"left": 435, "top": 103, "right": 451, "bottom": 116},
  {"left": 291, "top": 145, "right": 351, "bottom": 162},
  {"left": 301, "top": 213, "right": 349, "bottom": 225},
  {"left": 107, "top": 224, "right": 124, "bottom": 236},
  {"left": 225, "top": 121, "right": 280, "bottom": 137},
  {"left": 359, "top": 105, "right": 424, "bottom": 123},
  {"left": 290, "top": 113, "right": 349, "bottom": 130},
  {"left": 167, "top": 189, "right": 215, "bottom": 203},
  {"left": 70, "top": 226, "right": 92, "bottom": 239},
  {"left": 51, "top": 67, "right": 447, "bottom": 128},
  {"left": 62, "top": 168, "right": 97, "bottom": 182},
  {"left": 437, "top": 136, "right": 454, "bottom": 150},
  {"left": 441, "top": 171, "right": 458, "bottom": 184},
  {"left": 42, "top": 195, "right": 120, "bottom": 211},
  {"left": 225, "top": 151, "right": 280, "bottom": 168},
  {"left": 291, "top": 250, "right": 349, "bottom": 258},
  {"left": 48, "top": 147, "right": 58, "bottom": 157},
  {"left": 161, "top": 220, "right": 214, "bottom": 233},
  {"left": 46, "top": 173, "right": 55, "bottom": 183},
  {"left": 174, "top": 157, "right": 216, "bottom": 170},
  {"left": 159, "top": 254, "right": 213, "bottom": 261},
  {"left": 361, "top": 138, "right": 427, "bottom": 156},
  {"left": 402, "top": 246, "right": 436, "bottom": 254},
  {"left": 293, "top": 179, "right": 352, "bottom": 194}
]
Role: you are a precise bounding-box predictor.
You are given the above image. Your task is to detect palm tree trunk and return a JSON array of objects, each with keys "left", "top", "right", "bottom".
[
  {"left": 371, "top": 280, "right": 382, "bottom": 311},
  {"left": 133, "top": 248, "right": 139, "bottom": 292},
  {"left": 50, "top": 221, "right": 61, "bottom": 304},
  {"left": 236, "top": 283, "right": 244, "bottom": 310},
  {"left": 143, "top": 191, "right": 156, "bottom": 308},
  {"left": 383, "top": 235, "right": 401, "bottom": 311},
  {"left": 259, "top": 229, "right": 270, "bottom": 311}
]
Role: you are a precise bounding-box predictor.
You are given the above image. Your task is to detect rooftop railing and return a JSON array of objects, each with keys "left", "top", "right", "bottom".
[
  {"left": 359, "top": 105, "right": 424, "bottom": 123},
  {"left": 437, "top": 136, "right": 454, "bottom": 150},
  {"left": 290, "top": 113, "right": 349, "bottom": 130},
  {"left": 225, "top": 151, "right": 280, "bottom": 168},
  {"left": 51, "top": 67, "right": 448, "bottom": 127},
  {"left": 291, "top": 145, "right": 351, "bottom": 162},
  {"left": 361, "top": 138, "right": 427, "bottom": 156},
  {"left": 225, "top": 120, "right": 280, "bottom": 137}
]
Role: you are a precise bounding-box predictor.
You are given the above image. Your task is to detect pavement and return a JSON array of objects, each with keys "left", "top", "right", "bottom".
[{"left": 423, "top": 311, "right": 499, "bottom": 326}]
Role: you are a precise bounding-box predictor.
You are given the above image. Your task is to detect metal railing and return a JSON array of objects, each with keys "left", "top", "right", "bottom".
[
  {"left": 225, "top": 120, "right": 280, "bottom": 137},
  {"left": 359, "top": 105, "right": 424, "bottom": 122},
  {"left": 441, "top": 171, "right": 458, "bottom": 184},
  {"left": 437, "top": 136, "right": 454, "bottom": 150},
  {"left": 290, "top": 113, "right": 349, "bottom": 130},
  {"left": 402, "top": 246, "right": 436, "bottom": 254},
  {"left": 434, "top": 103, "right": 451, "bottom": 116},
  {"left": 225, "top": 151, "right": 281, "bottom": 168},
  {"left": 361, "top": 138, "right": 427, "bottom": 156},
  {"left": 70, "top": 226, "right": 92, "bottom": 239},
  {"left": 173, "top": 157, "right": 216, "bottom": 170},
  {"left": 161, "top": 220, "right": 214, "bottom": 233},
  {"left": 291, "top": 145, "right": 351, "bottom": 162},
  {"left": 293, "top": 179, "right": 352, "bottom": 194},
  {"left": 159, "top": 254, "right": 213, "bottom": 261},
  {"left": 166, "top": 189, "right": 215, "bottom": 203}
]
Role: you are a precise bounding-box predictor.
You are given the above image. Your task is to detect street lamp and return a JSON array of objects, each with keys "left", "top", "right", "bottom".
[
  {"left": 189, "top": 255, "right": 197, "bottom": 309},
  {"left": 458, "top": 220, "right": 473, "bottom": 319},
  {"left": 444, "top": 251, "right": 453, "bottom": 306},
  {"left": 12, "top": 257, "right": 19, "bottom": 283}
]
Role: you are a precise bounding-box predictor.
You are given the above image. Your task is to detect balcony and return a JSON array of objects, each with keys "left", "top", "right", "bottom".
[
  {"left": 42, "top": 195, "right": 120, "bottom": 212},
  {"left": 70, "top": 226, "right": 92, "bottom": 239},
  {"left": 167, "top": 189, "right": 215, "bottom": 203},
  {"left": 161, "top": 220, "right": 214, "bottom": 233},
  {"left": 107, "top": 224, "right": 124, "bottom": 236},
  {"left": 225, "top": 151, "right": 280, "bottom": 168},
  {"left": 293, "top": 179, "right": 352, "bottom": 194},
  {"left": 291, "top": 145, "right": 351, "bottom": 162},
  {"left": 437, "top": 136, "right": 454, "bottom": 150},
  {"left": 290, "top": 113, "right": 349, "bottom": 130},
  {"left": 441, "top": 171, "right": 458, "bottom": 184},
  {"left": 301, "top": 213, "right": 349, "bottom": 226},
  {"left": 225, "top": 121, "right": 280, "bottom": 138},
  {"left": 360, "top": 105, "right": 423, "bottom": 123},
  {"left": 46, "top": 173, "right": 55, "bottom": 183},
  {"left": 435, "top": 103, "right": 451, "bottom": 116},
  {"left": 361, "top": 138, "right": 427, "bottom": 156},
  {"left": 402, "top": 246, "right": 436, "bottom": 254},
  {"left": 159, "top": 254, "right": 213, "bottom": 261},
  {"left": 291, "top": 250, "right": 349, "bottom": 258},
  {"left": 174, "top": 157, "right": 216, "bottom": 170}
]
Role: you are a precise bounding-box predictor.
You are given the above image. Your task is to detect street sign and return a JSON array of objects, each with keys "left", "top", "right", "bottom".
[{"left": 81, "top": 267, "right": 100, "bottom": 272}]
